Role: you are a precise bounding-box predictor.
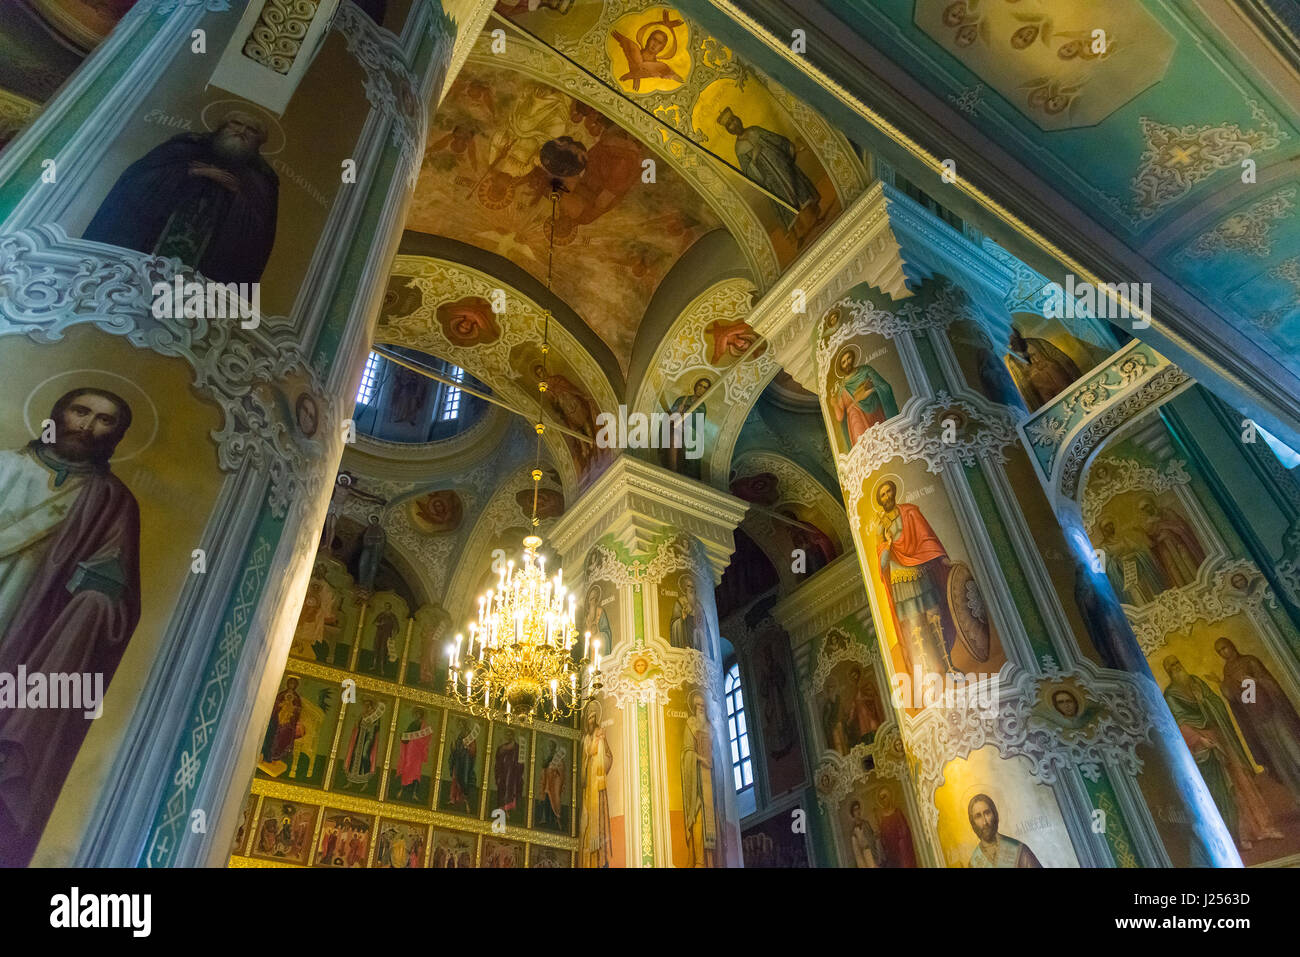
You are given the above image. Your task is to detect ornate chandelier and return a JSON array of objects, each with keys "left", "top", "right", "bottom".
[
  {"left": 446, "top": 525, "right": 601, "bottom": 720},
  {"left": 445, "top": 181, "right": 602, "bottom": 721}
]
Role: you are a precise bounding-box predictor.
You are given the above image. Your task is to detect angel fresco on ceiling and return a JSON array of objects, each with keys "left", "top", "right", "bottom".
[{"left": 609, "top": 9, "right": 689, "bottom": 93}]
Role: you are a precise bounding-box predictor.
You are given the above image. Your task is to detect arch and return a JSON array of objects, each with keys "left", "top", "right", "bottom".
[
  {"left": 441, "top": 461, "right": 567, "bottom": 628},
  {"left": 376, "top": 255, "right": 619, "bottom": 498},
  {"left": 729, "top": 449, "right": 852, "bottom": 593},
  {"left": 1021, "top": 338, "right": 1193, "bottom": 517},
  {"left": 629, "top": 276, "right": 779, "bottom": 487}
]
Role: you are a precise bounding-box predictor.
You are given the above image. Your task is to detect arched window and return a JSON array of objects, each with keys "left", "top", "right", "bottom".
[
  {"left": 725, "top": 662, "right": 753, "bottom": 793},
  {"left": 352, "top": 348, "right": 486, "bottom": 442}
]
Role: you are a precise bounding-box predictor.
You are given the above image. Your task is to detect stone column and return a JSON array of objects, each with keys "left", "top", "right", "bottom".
[
  {"left": 550, "top": 455, "right": 749, "bottom": 867},
  {"left": 0, "top": 1, "right": 484, "bottom": 866},
  {"left": 801, "top": 277, "right": 1236, "bottom": 867}
]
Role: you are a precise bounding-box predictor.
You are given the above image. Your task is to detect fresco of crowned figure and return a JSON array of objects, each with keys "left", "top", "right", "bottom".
[
  {"left": 829, "top": 344, "right": 898, "bottom": 452},
  {"left": 717, "top": 106, "right": 820, "bottom": 229}
]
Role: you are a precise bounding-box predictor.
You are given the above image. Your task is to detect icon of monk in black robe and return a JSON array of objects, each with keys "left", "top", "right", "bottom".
[{"left": 83, "top": 110, "right": 279, "bottom": 284}]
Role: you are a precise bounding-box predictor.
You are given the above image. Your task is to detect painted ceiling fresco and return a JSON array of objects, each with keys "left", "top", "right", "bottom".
[
  {"left": 376, "top": 256, "right": 620, "bottom": 495},
  {"left": 407, "top": 60, "right": 721, "bottom": 375},
  {"left": 807, "top": 0, "right": 1300, "bottom": 378},
  {"left": 493, "top": 1, "right": 864, "bottom": 266}
]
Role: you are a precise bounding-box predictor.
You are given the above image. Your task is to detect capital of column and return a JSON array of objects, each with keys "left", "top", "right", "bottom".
[
  {"left": 748, "top": 181, "right": 1020, "bottom": 393},
  {"left": 549, "top": 455, "right": 749, "bottom": 583},
  {"left": 769, "top": 553, "right": 870, "bottom": 651}
]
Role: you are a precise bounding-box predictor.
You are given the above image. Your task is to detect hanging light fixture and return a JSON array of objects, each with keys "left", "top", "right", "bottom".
[{"left": 446, "top": 181, "right": 602, "bottom": 721}]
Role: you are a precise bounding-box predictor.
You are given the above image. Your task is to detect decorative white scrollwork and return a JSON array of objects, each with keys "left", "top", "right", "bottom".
[
  {"left": 0, "top": 225, "right": 336, "bottom": 518},
  {"left": 900, "top": 666, "right": 1155, "bottom": 805},
  {"left": 837, "top": 391, "right": 1021, "bottom": 514},
  {"left": 331, "top": 3, "right": 440, "bottom": 190},
  {"left": 598, "top": 641, "right": 720, "bottom": 709}
]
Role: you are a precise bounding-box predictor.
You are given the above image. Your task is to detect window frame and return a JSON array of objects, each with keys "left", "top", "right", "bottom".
[{"left": 725, "top": 661, "right": 753, "bottom": 794}]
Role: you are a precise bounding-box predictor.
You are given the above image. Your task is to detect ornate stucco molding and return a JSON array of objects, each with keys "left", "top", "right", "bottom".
[
  {"left": 0, "top": 224, "right": 336, "bottom": 518},
  {"left": 598, "top": 641, "right": 721, "bottom": 709},
  {"left": 1080, "top": 456, "right": 1192, "bottom": 528},
  {"left": 836, "top": 391, "right": 1021, "bottom": 514},
  {"left": 770, "top": 553, "right": 869, "bottom": 650},
  {"left": 332, "top": 2, "right": 446, "bottom": 189},
  {"left": 747, "top": 182, "right": 1021, "bottom": 392},
  {"left": 1021, "top": 339, "right": 1193, "bottom": 511},
  {"left": 549, "top": 455, "right": 748, "bottom": 582},
  {"left": 1126, "top": 559, "right": 1281, "bottom": 655},
  {"left": 899, "top": 665, "right": 1156, "bottom": 830}
]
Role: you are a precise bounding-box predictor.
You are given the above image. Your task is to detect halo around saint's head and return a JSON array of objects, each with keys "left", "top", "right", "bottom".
[
  {"left": 24, "top": 368, "right": 160, "bottom": 463},
  {"left": 868, "top": 472, "right": 904, "bottom": 512},
  {"left": 201, "top": 98, "right": 287, "bottom": 155}
]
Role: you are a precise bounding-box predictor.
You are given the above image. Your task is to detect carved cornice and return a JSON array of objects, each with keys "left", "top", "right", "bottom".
[
  {"left": 1021, "top": 340, "right": 1193, "bottom": 510},
  {"left": 548, "top": 455, "right": 748, "bottom": 582},
  {"left": 770, "top": 553, "right": 869, "bottom": 649},
  {"left": 1127, "top": 558, "right": 1281, "bottom": 655},
  {"left": 747, "top": 182, "right": 1024, "bottom": 392}
]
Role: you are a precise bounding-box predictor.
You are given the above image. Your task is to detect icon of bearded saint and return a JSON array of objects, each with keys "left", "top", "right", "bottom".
[
  {"left": 83, "top": 110, "right": 279, "bottom": 284},
  {"left": 0, "top": 388, "right": 142, "bottom": 866}
]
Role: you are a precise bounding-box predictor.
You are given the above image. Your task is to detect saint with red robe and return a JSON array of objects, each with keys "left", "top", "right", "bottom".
[
  {"left": 873, "top": 479, "right": 958, "bottom": 679},
  {"left": 393, "top": 708, "right": 433, "bottom": 802},
  {"left": 0, "top": 388, "right": 142, "bottom": 867}
]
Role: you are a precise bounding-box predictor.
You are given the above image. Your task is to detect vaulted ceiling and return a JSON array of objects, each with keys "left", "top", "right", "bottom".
[
  {"left": 681, "top": 0, "right": 1300, "bottom": 448},
  {"left": 405, "top": 2, "right": 867, "bottom": 380}
]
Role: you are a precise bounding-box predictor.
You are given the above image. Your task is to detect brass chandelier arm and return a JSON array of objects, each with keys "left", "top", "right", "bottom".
[{"left": 369, "top": 343, "right": 597, "bottom": 446}]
